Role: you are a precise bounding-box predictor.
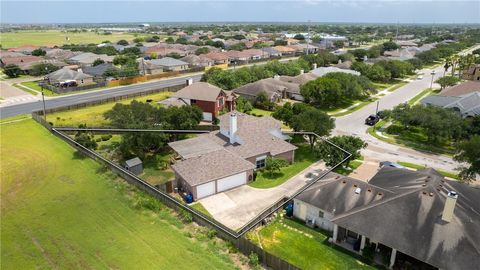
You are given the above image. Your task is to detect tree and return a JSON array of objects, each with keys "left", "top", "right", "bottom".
[
  {"left": 274, "top": 40, "right": 288, "bottom": 46},
  {"left": 264, "top": 157, "right": 288, "bottom": 177},
  {"left": 333, "top": 40, "right": 344, "bottom": 48},
  {"left": 176, "top": 37, "right": 188, "bottom": 44},
  {"left": 315, "top": 135, "right": 367, "bottom": 169},
  {"left": 236, "top": 96, "right": 253, "bottom": 113},
  {"left": 435, "top": 76, "right": 460, "bottom": 89},
  {"left": 3, "top": 64, "right": 22, "bottom": 78},
  {"left": 382, "top": 41, "right": 400, "bottom": 51},
  {"left": 195, "top": 47, "right": 210, "bottom": 55},
  {"left": 166, "top": 52, "right": 181, "bottom": 59},
  {"left": 454, "top": 136, "right": 480, "bottom": 183},
  {"left": 293, "top": 34, "right": 305, "bottom": 40},
  {"left": 74, "top": 124, "right": 97, "bottom": 150},
  {"left": 117, "top": 39, "right": 129, "bottom": 46},
  {"left": 150, "top": 52, "right": 158, "bottom": 59},
  {"left": 113, "top": 55, "right": 130, "bottom": 66},
  {"left": 31, "top": 48, "right": 46, "bottom": 56},
  {"left": 122, "top": 47, "right": 141, "bottom": 56},
  {"left": 229, "top": 42, "right": 247, "bottom": 51},
  {"left": 133, "top": 37, "right": 144, "bottom": 43},
  {"left": 92, "top": 58, "right": 105, "bottom": 66},
  {"left": 165, "top": 37, "right": 175, "bottom": 44},
  {"left": 29, "top": 63, "right": 59, "bottom": 76},
  {"left": 300, "top": 77, "right": 342, "bottom": 108},
  {"left": 254, "top": 92, "right": 274, "bottom": 110},
  {"left": 290, "top": 108, "right": 335, "bottom": 148}
]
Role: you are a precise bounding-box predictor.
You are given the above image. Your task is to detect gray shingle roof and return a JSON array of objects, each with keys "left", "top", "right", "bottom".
[
  {"left": 149, "top": 57, "right": 188, "bottom": 67},
  {"left": 330, "top": 167, "right": 480, "bottom": 270},
  {"left": 46, "top": 68, "right": 92, "bottom": 82},
  {"left": 124, "top": 157, "right": 142, "bottom": 167},
  {"left": 311, "top": 67, "right": 360, "bottom": 77},
  {"left": 168, "top": 136, "right": 223, "bottom": 159},
  {"left": 279, "top": 73, "right": 318, "bottom": 85},
  {"left": 171, "top": 149, "right": 255, "bottom": 186},
  {"left": 233, "top": 78, "right": 300, "bottom": 98},
  {"left": 420, "top": 95, "right": 460, "bottom": 107}
]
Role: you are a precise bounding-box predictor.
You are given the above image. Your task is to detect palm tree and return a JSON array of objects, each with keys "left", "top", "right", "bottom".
[
  {"left": 443, "top": 57, "right": 451, "bottom": 77},
  {"left": 450, "top": 55, "right": 460, "bottom": 77}
]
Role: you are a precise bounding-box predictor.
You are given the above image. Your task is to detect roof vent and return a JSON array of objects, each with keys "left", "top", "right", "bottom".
[
  {"left": 354, "top": 187, "right": 361, "bottom": 194},
  {"left": 353, "top": 184, "right": 358, "bottom": 188},
  {"left": 342, "top": 180, "right": 346, "bottom": 184},
  {"left": 422, "top": 184, "right": 427, "bottom": 187},
  {"left": 367, "top": 188, "right": 372, "bottom": 192},
  {"left": 377, "top": 192, "right": 383, "bottom": 196},
  {"left": 422, "top": 191, "right": 427, "bottom": 195},
  {"left": 429, "top": 192, "right": 434, "bottom": 197}
]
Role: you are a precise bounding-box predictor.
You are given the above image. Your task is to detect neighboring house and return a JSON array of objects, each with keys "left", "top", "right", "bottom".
[
  {"left": 332, "top": 60, "right": 353, "bottom": 70},
  {"left": 242, "top": 49, "right": 269, "bottom": 60},
  {"left": 68, "top": 52, "right": 114, "bottom": 66},
  {"left": 279, "top": 72, "right": 318, "bottom": 85},
  {"left": 288, "top": 44, "right": 319, "bottom": 54},
  {"left": 272, "top": 46, "right": 296, "bottom": 56},
  {"left": 180, "top": 54, "right": 214, "bottom": 67},
  {"left": 7, "top": 45, "right": 40, "bottom": 55},
  {"left": 169, "top": 112, "right": 296, "bottom": 200},
  {"left": 141, "top": 57, "right": 189, "bottom": 74},
  {"left": 224, "top": 50, "right": 251, "bottom": 63},
  {"left": 294, "top": 166, "right": 480, "bottom": 270},
  {"left": 396, "top": 40, "right": 418, "bottom": 47},
  {"left": 123, "top": 157, "right": 143, "bottom": 175},
  {"left": 82, "top": 63, "right": 116, "bottom": 79},
  {"left": 262, "top": 47, "right": 282, "bottom": 57},
  {"left": 420, "top": 91, "right": 480, "bottom": 117},
  {"left": 168, "top": 82, "right": 236, "bottom": 121},
  {"left": 311, "top": 66, "right": 361, "bottom": 77},
  {"left": 463, "top": 64, "right": 480, "bottom": 81},
  {"left": 46, "top": 67, "right": 94, "bottom": 86},
  {"left": 0, "top": 50, "right": 27, "bottom": 60},
  {"left": 420, "top": 81, "right": 480, "bottom": 117},
  {"left": 0, "top": 55, "right": 42, "bottom": 68},
  {"left": 203, "top": 52, "right": 229, "bottom": 65},
  {"left": 45, "top": 48, "right": 79, "bottom": 60},
  {"left": 383, "top": 48, "right": 416, "bottom": 60},
  {"left": 233, "top": 77, "right": 300, "bottom": 103}
]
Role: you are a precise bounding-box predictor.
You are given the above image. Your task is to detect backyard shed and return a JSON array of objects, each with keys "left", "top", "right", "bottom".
[{"left": 124, "top": 157, "right": 143, "bottom": 175}]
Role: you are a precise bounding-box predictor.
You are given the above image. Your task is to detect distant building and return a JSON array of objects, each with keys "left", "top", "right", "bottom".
[{"left": 124, "top": 157, "right": 143, "bottom": 175}]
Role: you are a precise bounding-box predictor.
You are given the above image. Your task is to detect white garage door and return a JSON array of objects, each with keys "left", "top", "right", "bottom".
[
  {"left": 217, "top": 172, "right": 247, "bottom": 192},
  {"left": 202, "top": 112, "right": 213, "bottom": 121},
  {"left": 196, "top": 181, "right": 216, "bottom": 199}
]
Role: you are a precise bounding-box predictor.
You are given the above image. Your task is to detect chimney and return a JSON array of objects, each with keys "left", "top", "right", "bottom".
[
  {"left": 229, "top": 113, "right": 237, "bottom": 144},
  {"left": 312, "top": 63, "right": 317, "bottom": 69},
  {"left": 186, "top": 78, "right": 193, "bottom": 86},
  {"left": 442, "top": 191, "right": 458, "bottom": 222},
  {"left": 300, "top": 69, "right": 304, "bottom": 74}
]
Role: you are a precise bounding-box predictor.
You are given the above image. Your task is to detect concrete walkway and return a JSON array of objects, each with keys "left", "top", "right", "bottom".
[{"left": 199, "top": 161, "right": 326, "bottom": 230}]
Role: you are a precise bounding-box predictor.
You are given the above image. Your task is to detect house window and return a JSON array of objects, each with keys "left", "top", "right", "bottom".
[
  {"left": 191, "top": 99, "right": 196, "bottom": 104},
  {"left": 256, "top": 159, "right": 266, "bottom": 169},
  {"left": 218, "top": 97, "right": 224, "bottom": 107},
  {"left": 318, "top": 210, "right": 324, "bottom": 218}
]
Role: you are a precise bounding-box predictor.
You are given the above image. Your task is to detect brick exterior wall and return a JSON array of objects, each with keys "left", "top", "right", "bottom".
[{"left": 192, "top": 91, "right": 233, "bottom": 119}]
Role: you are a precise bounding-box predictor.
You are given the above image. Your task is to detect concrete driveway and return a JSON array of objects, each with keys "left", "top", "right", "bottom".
[{"left": 199, "top": 161, "right": 326, "bottom": 230}]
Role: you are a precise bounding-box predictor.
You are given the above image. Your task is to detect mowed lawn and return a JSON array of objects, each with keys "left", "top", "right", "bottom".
[
  {"left": 0, "top": 120, "right": 236, "bottom": 269},
  {"left": 47, "top": 91, "right": 172, "bottom": 127},
  {"left": 0, "top": 30, "right": 147, "bottom": 48},
  {"left": 248, "top": 218, "right": 377, "bottom": 270}
]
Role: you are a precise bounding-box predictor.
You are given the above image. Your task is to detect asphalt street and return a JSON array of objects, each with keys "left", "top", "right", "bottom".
[{"left": 0, "top": 74, "right": 202, "bottom": 118}]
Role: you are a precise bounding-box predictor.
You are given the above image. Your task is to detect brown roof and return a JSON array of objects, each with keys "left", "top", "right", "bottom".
[
  {"left": 171, "top": 149, "right": 255, "bottom": 186},
  {"left": 206, "top": 112, "right": 297, "bottom": 159},
  {"left": 440, "top": 81, "right": 480, "bottom": 97},
  {"left": 203, "top": 52, "right": 229, "bottom": 61},
  {"left": 279, "top": 73, "right": 318, "bottom": 85},
  {"left": 1, "top": 55, "right": 43, "bottom": 70},
  {"left": 273, "top": 46, "right": 296, "bottom": 53},
  {"left": 233, "top": 77, "right": 301, "bottom": 99},
  {"left": 180, "top": 54, "right": 213, "bottom": 66},
  {"left": 173, "top": 82, "right": 226, "bottom": 102},
  {"left": 224, "top": 50, "right": 251, "bottom": 59}
]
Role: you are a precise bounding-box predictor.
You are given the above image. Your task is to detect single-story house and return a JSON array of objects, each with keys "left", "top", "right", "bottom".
[
  {"left": 203, "top": 52, "right": 229, "bottom": 65},
  {"left": 272, "top": 46, "right": 296, "bottom": 56},
  {"left": 0, "top": 50, "right": 27, "bottom": 60},
  {"left": 46, "top": 67, "right": 94, "bottom": 86},
  {"left": 180, "top": 54, "right": 214, "bottom": 67},
  {"left": 262, "top": 47, "right": 282, "bottom": 57},
  {"left": 279, "top": 72, "right": 318, "bottom": 85},
  {"left": 242, "top": 49, "right": 269, "bottom": 60},
  {"left": 45, "top": 48, "right": 80, "bottom": 60},
  {"left": 169, "top": 112, "right": 297, "bottom": 200},
  {"left": 82, "top": 63, "right": 116, "bottom": 79},
  {"left": 288, "top": 44, "right": 319, "bottom": 54},
  {"left": 420, "top": 91, "right": 480, "bottom": 118},
  {"left": 141, "top": 57, "right": 189, "bottom": 74},
  {"left": 169, "top": 82, "right": 236, "bottom": 121},
  {"left": 0, "top": 55, "right": 42, "bottom": 70},
  {"left": 440, "top": 80, "right": 480, "bottom": 96},
  {"left": 68, "top": 52, "right": 114, "bottom": 66},
  {"left": 233, "top": 77, "right": 300, "bottom": 103},
  {"left": 7, "top": 45, "right": 40, "bottom": 55},
  {"left": 124, "top": 157, "right": 143, "bottom": 175},
  {"left": 224, "top": 50, "right": 251, "bottom": 63},
  {"left": 463, "top": 64, "right": 480, "bottom": 81},
  {"left": 294, "top": 166, "right": 480, "bottom": 270}
]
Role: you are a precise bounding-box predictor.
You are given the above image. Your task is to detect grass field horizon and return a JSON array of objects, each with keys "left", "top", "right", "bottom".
[
  {"left": 0, "top": 30, "right": 150, "bottom": 48},
  {"left": 0, "top": 120, "right": 237, "bottom": 269}
]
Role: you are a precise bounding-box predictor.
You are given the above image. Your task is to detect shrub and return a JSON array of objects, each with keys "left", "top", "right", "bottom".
[
  {"left": 248, "top": 252, "right": 260, "bottom": 267},
  {"left": 101, "top": 134, "right": 112, "bottom": 141},
  {"left": 179, "top": 209, "right": 193, "bottom": 223}
]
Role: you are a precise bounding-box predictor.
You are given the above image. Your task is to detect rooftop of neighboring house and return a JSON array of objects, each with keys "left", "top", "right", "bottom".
[
  {"left": 173, "top": 82, "right": 232, "bottom": 102},
  {"left": 0, "top": 50, "right": 27, "bottom": 60},
  {"left": 311, "top": 66, "right": 361, "bottom": 77},
  {"left": 68, "top": 52, "right": 114, "bottom": 64},
  {"left": 331, "top": 166, "right": 480, "bottom": 270},
  {"left": 180, "top": 54, "right": 214, "bottom": 66},
  {"left": 224, "top": 50, "right": 252, "bottom": 59},
  {"left": 46, "top": 67, "right": 93, "bottom": 82},
  {"left": 148, "top": 57, "right": 189, "bottom": 67},
  {"left": 233, "top": 77, "right": 301, "bottom": 98},
  {"left": 7, "top": 45, "right": 40, "bottom": 53},
  {"left": 332, "top": 60, "right": 353, "bottom": 70},
  {"left": 463, "top": 64, "right": 480, "bottom": 75},
  {"left": 0, "top": 55, "right": 43, "bottom": 70},
  {"left": 272, "top": 46, "right": 296, "bottom": 53},
  {"left": 82, "top": 63, "right": 115, "bottom": 77},
  {"left": 452, "top": 82, "right": 479, "bottom": 98},
  {"left": 279, "top": 72, "right": 318, "bottom": 85},
  {"left": 203, "top": 52, "right": 229, "bottom": 61},
  {"left": 44, "top": 48, "right": 80, "bottom": 60}
]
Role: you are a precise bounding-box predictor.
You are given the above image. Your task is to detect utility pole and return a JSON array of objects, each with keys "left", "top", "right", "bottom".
[
  {"left": 375, "top": 101, "right": 379, "bottom": 115},
  {"left": 430, "top": 70, "right": 436, "bottom": 89},
  {"left": 306, "top": 20, "right": 311, "bottom": 55}
]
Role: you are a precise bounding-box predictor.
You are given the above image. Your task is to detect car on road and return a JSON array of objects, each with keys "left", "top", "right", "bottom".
[
  {"left": 379, "top": 161, "right": 405, "bottom": 169},
  {"left": 417, "top": 75, "right": 424, "bottom": 80},
  {"left": 365, "top": 114, "right": 380, "bottom": 126}
]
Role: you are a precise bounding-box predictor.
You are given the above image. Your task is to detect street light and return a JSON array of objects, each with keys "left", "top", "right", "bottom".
[
  {"left": 41, "top": 66, "right": 48, "bottom": 121},
  {"left": 430, "top": 70, "right": 436, "bottom": 89}
]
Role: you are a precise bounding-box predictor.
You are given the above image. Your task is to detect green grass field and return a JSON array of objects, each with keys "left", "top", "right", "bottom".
[
  {"left": 47, "top": 91, "right": 172, "bottom": 127},
  {"left": 248, "top": 217, "right": 377, "bottom": 270},
  {"left": 249, "top": 145, "right": 318, "bottom": 189},
  {"left": 0, "top": 30, "right": 148, "bottom": 48},
  {"left": 0, "top": 120, "right": 237, "bottom": 269}
]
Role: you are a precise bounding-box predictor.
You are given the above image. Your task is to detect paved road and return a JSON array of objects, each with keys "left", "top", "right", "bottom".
[
  {"left": 0, "top": 74, "right": 202, "bottom": 118},
  {"left": 334, "top": 64, "right": 458, "bottom": 171}
]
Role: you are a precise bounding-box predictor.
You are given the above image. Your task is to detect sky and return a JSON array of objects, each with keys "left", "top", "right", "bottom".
[{"left": 1, "top": 0, "right": 479, "bottom": 24}]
